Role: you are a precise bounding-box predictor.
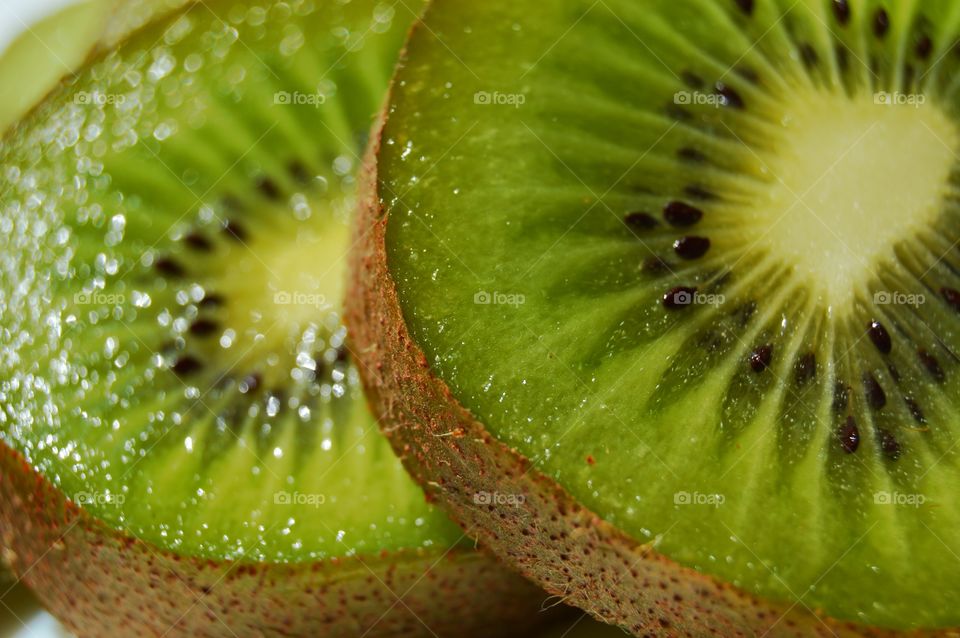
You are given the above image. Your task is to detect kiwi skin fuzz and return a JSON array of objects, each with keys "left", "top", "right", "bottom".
[
  {"left": 345, "top": 70, "right": 955, "bottom": 638},
  {"left": 0, "top": 440, "right": 553, "bottom": 638}
]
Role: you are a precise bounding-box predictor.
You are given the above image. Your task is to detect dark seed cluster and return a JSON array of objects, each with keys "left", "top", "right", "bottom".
[
  {"left": 673, "top": 236, "right": 711, "bottom": 260},
  {"left": 879, "top": 429, "right": 902, "bottom": 460},
  {"left": 733, "top": 0, "right": 754, "bottom": 17},
  {"left": 918, "top": 349, "right": 945, "bottom": 383},
  {"left": 749, "top": 344, "right": 773, "bottom": 373},
  {"left": 146, "top": 160, "right": 354, "bottom": 432},
  {"left": 621, "top": 3, "right": 958, "bottom": 467},
  {"left": 868, "top": 320, "right": 891, "bottom": 354},
  {"left": 625, "top": 211, "right": 659, "bottom": 231},
  {"left": 795, "top": 352, "right": 816, "bottom": 385},
  {"left": 714, "top": 81, "right": 744, "bottom": 109},
  {"left": 832, "top": 0, "right": 850, "bottom": 25},
  {"left": 663, "top": 201, "right": 703, "bottom": 227},
  {"left": 873, "top": 8, "right": 890, "bottom": 39},
  {"left": 838, "top": 416, "right": 860, "bottom": 454},
  {"left": 862, "top": 373, "right": 886, "bottom": 410},
  {"left": 663, "top": 286, "right": 697, "bottom": 310},
  {"left": 799, "top": 44, "right": 818, "bottom": 69},
  {"left": 941, "top": 286, "right": 960, "bottom": 311}
]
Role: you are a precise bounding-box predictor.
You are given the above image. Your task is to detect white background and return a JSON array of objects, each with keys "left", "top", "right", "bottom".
[{"left": 0, "top": 0, "right": 73, "bottom": 54}]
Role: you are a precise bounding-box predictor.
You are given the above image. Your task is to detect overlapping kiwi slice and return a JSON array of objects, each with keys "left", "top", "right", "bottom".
[
  {"left": 350, "top": 0, "right": 960, "bottom": 633},
  {"left": 0, "top": 0, "right": 116, "bottom": 132},
  {"left": 0, "top": 1, "right": 550, "bottom": 635}
]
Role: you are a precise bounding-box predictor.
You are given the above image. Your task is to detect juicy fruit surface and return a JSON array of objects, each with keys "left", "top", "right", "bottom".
[
  {"left": 0, "top": 0, "right": 464, "bottom": 563},
  {"left": 380, "top": 0, "right": 960, "bottom": 628}
]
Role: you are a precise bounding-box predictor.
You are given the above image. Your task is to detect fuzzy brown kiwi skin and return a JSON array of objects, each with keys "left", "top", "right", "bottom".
[
  {"left": 0, "top": 441, "right": 554, "bottom": 637},
  {"left": 345, "top": 63, "right": 958, "bottom": 638}
]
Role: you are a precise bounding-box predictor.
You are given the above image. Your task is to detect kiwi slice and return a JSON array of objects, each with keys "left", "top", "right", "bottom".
[
  {"left": 349, "top": 0, "right": 960, "bottom": 633},
  {"left": 0, "top": 0, "right": 116, "bottom": 132},
  {"left": 0, "top": 1, "right": 549, "bottom": 635}
]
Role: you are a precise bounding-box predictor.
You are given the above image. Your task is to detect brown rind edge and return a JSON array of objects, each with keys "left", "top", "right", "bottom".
[
  {"left": 0, "top": 441, "right": 553, "bottom": 637},
  {"left": 345, "top": 98, "right": 960, "bottom": 638}
]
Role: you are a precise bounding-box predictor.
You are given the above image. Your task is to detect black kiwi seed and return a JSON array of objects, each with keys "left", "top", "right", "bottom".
[
  {"left": 868, "top": 320, "right": 892, "bottom": 354},
  {"left": 189, "top": 319, "right": 220, "bottom": 337},
  {"left": 832, "top": 0, "right": 851, "bottom": 25},
  {"left": 683, "top": 185, "right": 717, "bottom": 201},
  {"left": 199, "top": 293, "right": 224, "bottom": 309},
  {"left": 878, "top": 429, "right": 902, "bottom": 460},
  {"left": 223, "top": 220, "right": 248, "bottom": 242},
  {"left": 642, "top": 256, "right": 671, "bottom": 275},
  {"left": 680, "top": 71, "right": 704, "bottom": 89},
  {"left": 663, "top": 201, "right": 703, "bottom": 227},
  {"left": 795, "top": 352, "right": 816, "bottom": 385},
  {"left": 799, "top": 43, "right": 819, "bottom": 69},
  {"left": 666, "top": 104, "right": 692, "bottom": 122},
  {"left": 835, "top": 45, "right": 850, "bottom": 72},
  {"left": 941, "top": 286, "right": 960, "bottom": 312},
  {"left": 172, "top": 355, "right": 204, "bottom": 376},
  {"left": 886, "top": 362, "right": 900, "bottom": 383},
  {"left": 673, "top": 236, "right": 711, "bottom": 260},
  {"left": 833, "top": 382, "right": 850, "bottom": 412},
  {"left": 714, "top": 81, "right": 744, "bottom": 109},
  {"left": 863, "top": 373, "right": 887, "bottom": 410},
  {"left": 838, "top": 416, "right": 860, "bottom": 454},
  {"left": 677, "top": 147, "right": 708, "bottom": 163},
  {"left": 663, "top": 286, "right": 697, "bottom": 310},
  {"left": 904, "top": 397, "right": 926, "bottom": 424},
  {"left": 288, "top": 159, "right": 312, "bottom": 185},
  {"left": 256, "top": 176, "right": 282, "bottom": 201},
  {"left": 625, "top": 212, "right": 659, "bottom": 231},
  {"left": 749, "top": 344, "right": 773, "bottom": 372},
  {"left": 903, "top": 64, "right": 916, "bottom": 91},
  {"left": 918, "top": 348, "right": 946, "bottom": 383},
  {"left": 155, "top": 257, "right": 186, "bottom": 277},
  {"left": 734, "top": 0, "right": 754, "bottom": 17},
  {"left": 335, "top": 345, "right": 350, "bottom": 363},
  {"left": 184, "top": 232, "right": 213, "bottom": 252},
  {"left": 916, "top": 35, "right": 934, "bottom": 59},
  {"left": 873, "top": 8, "right": 890, "bottom": 38}
]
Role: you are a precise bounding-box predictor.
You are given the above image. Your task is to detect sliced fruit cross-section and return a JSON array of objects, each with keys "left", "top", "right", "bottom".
[
  {"left": 0, "top": 1, "right": 549, "bottom": 636},
  {"left": 350, "top": 0, "right": 960, "bottom": 634}
]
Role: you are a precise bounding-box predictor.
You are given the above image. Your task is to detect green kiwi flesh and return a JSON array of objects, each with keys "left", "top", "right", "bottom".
[
  {"left": 0, "top": 0, "right": 549, "bottom": 634},
  {"left": 366, "top": 0, "right": 960, "bottom": 630}
]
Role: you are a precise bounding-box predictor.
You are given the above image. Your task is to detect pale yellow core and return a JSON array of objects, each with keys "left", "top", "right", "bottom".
[
  {"left": 214, "top": 215, "right": 350, "bottom": 377},
  {"left": 754, "top": 93, "right": 958, "bottom": 310}
]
